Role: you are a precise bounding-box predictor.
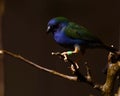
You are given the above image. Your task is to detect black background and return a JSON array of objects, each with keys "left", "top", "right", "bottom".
[{"left": 3, "top": 0, "right": 120, "bottom": 96}]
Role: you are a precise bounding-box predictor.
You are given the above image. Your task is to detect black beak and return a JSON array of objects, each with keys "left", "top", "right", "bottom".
[{"left": 47, "top": 26, "right": 51, "bottom": 34}]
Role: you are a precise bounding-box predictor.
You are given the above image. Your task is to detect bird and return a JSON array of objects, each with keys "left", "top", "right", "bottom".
[{"left": 47, "top": 17, "right": 118, "bottom": 61}]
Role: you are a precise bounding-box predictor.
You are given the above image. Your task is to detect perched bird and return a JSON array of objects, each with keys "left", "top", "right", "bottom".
[{"left": 47, "top": 17, "right": 117, "bottom": 60}]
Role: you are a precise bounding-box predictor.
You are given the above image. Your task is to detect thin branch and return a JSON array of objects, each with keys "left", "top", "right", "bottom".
[
  {"left": 0, "top": 50, "right": 77, "bottom": 81},
  {"left": 85, "top": 62, "right": 92, "bottom": 82},
  {"left": 0, "top": 49, "right": 101, "bottom": 91},
  {"left": 1, "top": 49, "right": 120, "bottom": 96},
  {"left": 52, "top": 52, "right": 102, "bottom": 90},
  {"left": 84, "top": 62, "right": 101, "bottom": 90}
]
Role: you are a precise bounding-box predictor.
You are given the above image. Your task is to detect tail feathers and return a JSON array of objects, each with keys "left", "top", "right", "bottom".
[{"left": 103, "top": 45, "right": 118, "bottom": 54}]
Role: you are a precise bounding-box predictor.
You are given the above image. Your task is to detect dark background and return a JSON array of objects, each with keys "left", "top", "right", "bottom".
[{"left": 3, "top": 0, "right": 120, "bottom": 96}]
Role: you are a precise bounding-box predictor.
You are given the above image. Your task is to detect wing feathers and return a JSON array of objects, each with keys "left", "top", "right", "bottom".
[{"left": 65, "top": 22, "right": 101, "bottom": 43}]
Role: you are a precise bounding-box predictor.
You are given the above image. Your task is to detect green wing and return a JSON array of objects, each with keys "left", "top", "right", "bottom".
[{"left": 65, "top": 22, "right": 100, "bottom": 42}]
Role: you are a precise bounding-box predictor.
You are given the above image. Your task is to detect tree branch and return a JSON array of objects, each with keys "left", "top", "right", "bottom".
[
  {"left": 0, "top": 50, "right": 78, "bottom": 81},
  {"left": 0, "top": 50, "right": 101, "bottom": 90},
  {"left": 0, "top": 49, "right": 120, "bottom": 96},
  {"left": 101, "top": 52, "right": 120, "bottom": 96}
]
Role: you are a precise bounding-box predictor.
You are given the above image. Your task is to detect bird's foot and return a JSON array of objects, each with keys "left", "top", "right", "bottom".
[
  {"left": 61, "top": 51, "right": 74, "bottom": 62},
  {"left": 51, "top": 52, "right": 68, "bottom": 62},
  {"left": 52, "top": 51, "right": 73, "bottom": 62},
  {"left": 61, "top": 52, "right": 68, "bottom": 62}
]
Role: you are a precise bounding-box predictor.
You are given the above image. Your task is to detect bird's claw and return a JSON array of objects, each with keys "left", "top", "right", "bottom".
[
  {"left": 51, "top": 51, "right": 68, "bottom": 62},
  {"left": 61, "top": 52, "right": 68, "bottom": 62}
]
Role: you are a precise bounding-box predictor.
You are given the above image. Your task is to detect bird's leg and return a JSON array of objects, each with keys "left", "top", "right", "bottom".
[{"left": 61, "top": 44, "right": 80, "bottom": 61}]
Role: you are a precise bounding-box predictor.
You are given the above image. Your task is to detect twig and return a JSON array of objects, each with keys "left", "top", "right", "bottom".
[
  {"left": 1, "top": 49, "right": 120, "bottom": 96},
  {"left": 0, "top": 49, "right": 101, "bottom": 90},
  {"left": 85, "top": 62, "right": 92, "bottom": 82},
  {"left": 0, "top": 49, "right": 77, "bottom": 81},
  {"left": 52, "top": 52, "right": 102, "bottom": 90}
]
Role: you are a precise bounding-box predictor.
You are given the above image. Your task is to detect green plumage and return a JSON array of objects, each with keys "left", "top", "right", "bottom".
[{"left": 65, "top": 22, "right": 101, "bottom": 43}]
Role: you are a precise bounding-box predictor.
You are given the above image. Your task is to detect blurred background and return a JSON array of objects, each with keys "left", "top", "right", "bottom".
[{"left": 0, "top": 0, "right": 120, "bottom": 96}]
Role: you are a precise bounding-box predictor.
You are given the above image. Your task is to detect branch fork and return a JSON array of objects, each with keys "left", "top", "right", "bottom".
[{"left": 0, "top": 49, "right": 120, "bottom": 96}]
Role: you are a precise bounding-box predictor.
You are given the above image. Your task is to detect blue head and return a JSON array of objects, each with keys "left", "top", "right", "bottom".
[{"left": 47, "top": 17, "right": 69, "bottom": 34}]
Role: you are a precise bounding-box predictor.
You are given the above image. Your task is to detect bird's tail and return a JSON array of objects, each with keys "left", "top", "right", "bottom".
[{"left": 102, "top": 45, "right": 118, "bottom": 54}]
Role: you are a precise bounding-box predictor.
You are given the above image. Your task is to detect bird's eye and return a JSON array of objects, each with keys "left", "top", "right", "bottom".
[
  {"left": 47, "top": 23, "right": 60, "bottom": 33},
  {"left": 47, "top": 26, "right": 51, "bottom": 32}
]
